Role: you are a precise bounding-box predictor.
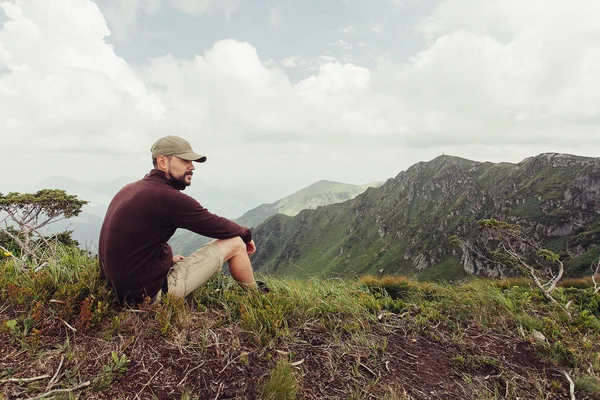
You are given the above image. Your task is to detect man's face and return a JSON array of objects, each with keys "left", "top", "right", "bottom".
[{"left": 165, "top": 156, "right": 194, "bottom": 187}]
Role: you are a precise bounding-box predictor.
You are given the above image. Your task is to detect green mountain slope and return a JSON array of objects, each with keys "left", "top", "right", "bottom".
[
  {"left": 251, "top": 153, "right": 600, "bottom": 280},
  {"left": 169, "top": 180, "right": 382, "bottom": 256}
]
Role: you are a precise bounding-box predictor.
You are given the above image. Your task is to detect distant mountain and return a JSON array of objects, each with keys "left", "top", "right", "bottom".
[
  {"left": 169, "top": 180, "right": 383, "bottom": 256},
  {"left": 251, "top": 153, "right": 600, "bottom": 281},
  {"left": 236, "top": 180, "right": 381, "bottom": 228}
]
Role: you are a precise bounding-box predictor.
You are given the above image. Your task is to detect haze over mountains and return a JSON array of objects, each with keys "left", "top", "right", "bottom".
[
  {"left": 6, "top": 174, "right": 381, "bottom": 252},
  {"left": 8, "top": 174, "right": 279, "bottom": 250},
  {"left": 169, "top": 180, "right": 383, "bottom": 256}
]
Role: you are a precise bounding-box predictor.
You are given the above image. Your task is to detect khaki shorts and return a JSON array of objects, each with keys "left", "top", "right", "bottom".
[{"left": 153, "top": 241, "right": 223, "bottom": 303}]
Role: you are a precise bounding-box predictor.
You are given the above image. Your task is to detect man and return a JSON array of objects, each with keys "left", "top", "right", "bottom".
[{"left": 99, "top": 135, "right": 266, "bottom": 305}]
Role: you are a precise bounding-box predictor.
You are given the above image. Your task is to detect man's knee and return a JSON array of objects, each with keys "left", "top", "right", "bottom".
[{"left": 214, "top": 237, "right": 246, "bottom": 261}]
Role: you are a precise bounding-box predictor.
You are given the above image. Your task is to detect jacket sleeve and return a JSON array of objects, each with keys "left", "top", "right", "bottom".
[{"left": 165, "top": 190, "right": 252, "bottom": 243}]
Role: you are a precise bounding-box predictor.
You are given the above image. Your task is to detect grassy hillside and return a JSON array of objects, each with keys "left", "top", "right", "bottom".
[
  {"left": 1, "top": 249, "right": 600, "bottom": 399},
  {"left": 252, "top": 153, "right": 600, "bottom": 280}
]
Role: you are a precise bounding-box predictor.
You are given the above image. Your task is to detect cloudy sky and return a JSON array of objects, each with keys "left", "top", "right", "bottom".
[{"left": 1, "top": 0, "right": 599, "bottom": 215}]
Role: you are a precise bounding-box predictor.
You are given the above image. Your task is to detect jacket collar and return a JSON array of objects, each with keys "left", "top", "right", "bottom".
[{"left": 144, "top": 169, "right": 187, "bottom": 191}]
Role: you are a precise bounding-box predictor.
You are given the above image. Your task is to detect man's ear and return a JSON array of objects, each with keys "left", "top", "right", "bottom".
[{"left": 156, "top": 155, "right": 169, "bottom": 171}]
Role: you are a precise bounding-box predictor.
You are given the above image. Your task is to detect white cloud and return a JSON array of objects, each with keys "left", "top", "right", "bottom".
[
  {"left": 134, "top": 0, "right": 600, "bottom": 185},
  {"left": 137, "top": 41, "right": 400, "bottom": 188},
  {"left": 402, "top": 0, "right": 600, "bottom": 145},
  {"left": 2, "top": 0, "right": 600, "bottom": 197},
  {"left": 280, "top": 56, "right": 298, "bottom": 68},
  {"left": 0, "top": 0, "right": 164, "bottom": 180}
]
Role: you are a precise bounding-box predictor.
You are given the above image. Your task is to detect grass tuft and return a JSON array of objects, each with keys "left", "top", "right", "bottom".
[{"left": 259, "top": 358, "right": 299, "bottom": 400}]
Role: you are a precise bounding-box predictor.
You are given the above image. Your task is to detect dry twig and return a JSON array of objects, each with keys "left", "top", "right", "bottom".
[
  {"left": 1, "top": 375, "right": 50, "bottom": 384},
  {"left": 45, "top": 355, "right": 64, "bottom": 391},
  {"left": 560, "top": 370, "right": 576, "bottom": 400},
  {"left": 177, "top": 362, "right": 206, "bottom": 386},
  {"left": 211, "top": 330, "right": 221, "bottom": 358},
  {"left": 57, "top": 317, "right": 77, "bottom": 332},
  {"left": 359, "top": 362, "right": 377, "bottom": 377},
  {"left": 135, "top": 365, "right": 163, "bottom": 400},
  {"left": 22, "top": 380, "right": 90, "bottom": 399},
  {"left": 399, "top": 347, "right": 419, "bottom": 359}
]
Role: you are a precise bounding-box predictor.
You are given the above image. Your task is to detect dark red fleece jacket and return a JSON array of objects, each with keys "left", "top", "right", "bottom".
[{"left": 98, "top": 169, "right": 252, "bottom": 304}]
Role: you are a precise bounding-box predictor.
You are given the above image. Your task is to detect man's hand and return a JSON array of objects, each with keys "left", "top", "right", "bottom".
[
  {"left": 246, "top": 240, "right": 256, "bottom": 255},
  {"left": 173, "top": 255, "right": 185, "bottom": 263}
]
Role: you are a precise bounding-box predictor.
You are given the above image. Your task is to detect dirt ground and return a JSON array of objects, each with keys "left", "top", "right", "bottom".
[{"left": 1, "top": 308, "right": 587, "bottom": 400}]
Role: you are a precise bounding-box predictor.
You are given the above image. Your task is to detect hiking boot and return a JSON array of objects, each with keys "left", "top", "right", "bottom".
[{"left": 256, "top": 280, "right": 271, "bottom": 294}]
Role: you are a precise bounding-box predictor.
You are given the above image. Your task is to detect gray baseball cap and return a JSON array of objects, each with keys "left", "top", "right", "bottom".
[{"left": 151, "top": 136, "right": 207, "bottom": 163}]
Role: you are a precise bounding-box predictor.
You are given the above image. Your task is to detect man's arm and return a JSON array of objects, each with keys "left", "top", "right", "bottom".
[{"left": 167, "top": 192, "right": 252, "bottom": 243}]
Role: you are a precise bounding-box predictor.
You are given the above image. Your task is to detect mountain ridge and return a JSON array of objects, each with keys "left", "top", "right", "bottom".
[{"left": 251, "top": 153, "right": 600, "bottom": 280}]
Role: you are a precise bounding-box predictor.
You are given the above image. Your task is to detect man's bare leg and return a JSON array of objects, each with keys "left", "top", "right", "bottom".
[{"left": 215, "top": 237, "right": 256, "bottom": 289}]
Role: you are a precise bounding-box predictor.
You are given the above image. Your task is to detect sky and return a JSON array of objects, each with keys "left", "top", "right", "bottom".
[{"left": 1, "top": 0, "right": 599, "bottom": 214}]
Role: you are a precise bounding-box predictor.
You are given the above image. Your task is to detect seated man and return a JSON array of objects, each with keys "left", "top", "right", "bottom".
[{"left": 98, "top": 135, "right": 266, "bottom": 305}]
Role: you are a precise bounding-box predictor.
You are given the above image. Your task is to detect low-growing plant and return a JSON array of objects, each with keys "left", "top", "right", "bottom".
[
  {"left": 259, "top": 358, "right": 299, "bottom": 400},
  {"left": 239, "top": 297, "right": 290, "bottom": 346},
  {"left": 153, "top": 293, "right": 188, "bottom": 336},
  {"left": 451, "top": 354, "right": 500, "bottom": 373},
  {"left": 92, "top": 351, "right": 131, "bottom": 391},
  {"left": 535, "top": 340, "right": 579, "bottom": 368},
  {"left": 575, "top": 373, "right": 600, "bottom": 396}
]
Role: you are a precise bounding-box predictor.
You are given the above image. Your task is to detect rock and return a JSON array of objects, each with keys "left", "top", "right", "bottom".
[{"left": 532, "top": 329, "right": 546, "bottom": 343}]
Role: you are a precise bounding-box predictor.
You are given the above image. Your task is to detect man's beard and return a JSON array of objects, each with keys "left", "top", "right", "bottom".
[{"left": 168, "top": 169, "right": 192, "bottom": 187}]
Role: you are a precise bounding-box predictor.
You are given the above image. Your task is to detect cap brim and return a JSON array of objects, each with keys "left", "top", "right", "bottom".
[{"left": 177, "top": 152, "right": 207, "bottom": 163}]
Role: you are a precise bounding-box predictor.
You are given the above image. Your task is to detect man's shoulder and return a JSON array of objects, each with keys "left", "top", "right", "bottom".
[
  {"left": 115, "top": 179, "right": 149, "bottom": 195},
  {"left": 162, "top": 186, "right": 197, "bottom": 204}
]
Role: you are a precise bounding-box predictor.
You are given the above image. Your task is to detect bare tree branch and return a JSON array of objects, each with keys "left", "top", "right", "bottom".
[{"left": 592, "top": 259, "right": 600, "bottom": 294}]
